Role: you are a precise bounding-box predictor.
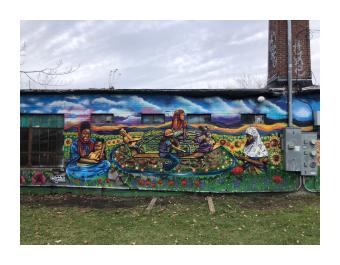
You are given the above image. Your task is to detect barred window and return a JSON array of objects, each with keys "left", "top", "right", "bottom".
[{"left": 20, "top": 114, "right": 64, "bottom": 167}]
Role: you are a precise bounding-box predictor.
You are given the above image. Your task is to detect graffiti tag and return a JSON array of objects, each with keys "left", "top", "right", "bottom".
[{"left": 50, "top": 175, "right": 66, "bottom": 184}]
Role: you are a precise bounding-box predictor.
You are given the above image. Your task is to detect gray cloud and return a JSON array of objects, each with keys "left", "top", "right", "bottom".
[{"left": 20, "top": 20, "right": 320, "bottom": 89}]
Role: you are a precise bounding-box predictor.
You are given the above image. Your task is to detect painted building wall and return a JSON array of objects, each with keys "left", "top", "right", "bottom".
[{"left": 20, "top": 92, "right": 320, "bottom": 193}]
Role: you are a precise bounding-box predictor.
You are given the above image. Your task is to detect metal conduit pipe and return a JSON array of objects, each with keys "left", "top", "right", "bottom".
[{"left": 288, "top": 20, "right": 293, "bottom": 127}]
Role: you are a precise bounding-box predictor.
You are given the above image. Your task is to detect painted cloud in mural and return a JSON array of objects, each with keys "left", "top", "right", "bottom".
[{"left": 20, "top": 94, "right": 320, "bottom": 126}]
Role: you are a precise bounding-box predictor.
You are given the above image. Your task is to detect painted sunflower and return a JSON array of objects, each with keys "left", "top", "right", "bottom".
[
  {"left": 270, "top": 135, "right": 281, "bottom": 149},
  {"left": 64, "top": 138, "right": 73, "bottom": 146},
  {"left": 264, "top": 141, "right": 271, "bottom": 149},
  {"left": 233, "top": 139, "right": 245, "bottom": 152},
  {"left": 269, "top": 151, "right": 282, "bottom": 166}
]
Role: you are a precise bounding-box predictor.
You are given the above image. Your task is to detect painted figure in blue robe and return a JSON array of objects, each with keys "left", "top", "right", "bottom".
[
  {"left": 159, "top": 129, "right": 185, "bottom": 171},
  {"left": 66, "top": 121, "right": 111, "bottom": 182}
]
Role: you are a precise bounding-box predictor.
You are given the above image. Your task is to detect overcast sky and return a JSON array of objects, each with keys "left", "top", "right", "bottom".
[{"left": 20, "top": 20, "right": 320, "bottom": 90}]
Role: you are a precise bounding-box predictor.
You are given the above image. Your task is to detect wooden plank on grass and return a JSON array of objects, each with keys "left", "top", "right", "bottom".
[
  {"left": 145, "top": 197, "right": 157, "bottom": 214},
  {"left": 207, "top": 196, "right": 215, "bottom": 214}
]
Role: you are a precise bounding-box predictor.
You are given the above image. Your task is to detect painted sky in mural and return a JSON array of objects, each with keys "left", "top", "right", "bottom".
[{"left": 20, "top": 93, "right": 320, "bottom": 129}]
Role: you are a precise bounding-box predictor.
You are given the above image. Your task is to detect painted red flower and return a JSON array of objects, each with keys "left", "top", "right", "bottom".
[
  {"left": 220, "top": 140, "right": 226, "bottom": 145},
  {"left": 194, "top": 180, "right": 200, "bottom": 187},
  {"left": 231, "top": 166, "right": 244, "bottom": 175},
  {"left": 20, "top": 175, "right": 25, "bottom": 185},
  {"left": 168, "top": 180, "right": 174, "bottom": 186},
  {"left": 157, "top": 180, "right": 163, "bottom": 185},
  {"left": 145, "top": 180, "right": 151, "bottom": 186},
  {"left": 181, "top": 179, "right": 187, "bottom": 187},
  {"left": 151, "top": 183, "right": 156, "bottom": 188},
  {"left": 106, "top": 178, "right": 110, "bottom": 183},
  {"left": 31, "top": 171, "right": 46, "bottom": 185},
  {"left": 226, "top": 141, "right": 231, "bottom": 146},
  {"left": 272, "top": 175, "right": 282, "bottom": 184},
  {"left": 138, "top": 179, "right": 145, "bottom": 186},
  {"left": 98, "top": 178, "right": 103, "bottom": 184}
]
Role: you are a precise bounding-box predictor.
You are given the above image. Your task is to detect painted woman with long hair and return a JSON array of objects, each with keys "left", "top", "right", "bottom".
[{"left": 171, "top": 109, "right": 187, "bottom": 140}]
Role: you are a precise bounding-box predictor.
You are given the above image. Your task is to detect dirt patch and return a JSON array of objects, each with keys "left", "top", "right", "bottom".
[
  {"left": 20, "top": 192, "right": 319, "bottom": 210},
  {"left": 20, "top": 194, "right": 154, "bottom": 209}
]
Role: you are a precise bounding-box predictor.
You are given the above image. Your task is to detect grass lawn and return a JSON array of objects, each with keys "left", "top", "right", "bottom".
[{"left": 20, "top": 192, "right": 319, "bottom": 245}]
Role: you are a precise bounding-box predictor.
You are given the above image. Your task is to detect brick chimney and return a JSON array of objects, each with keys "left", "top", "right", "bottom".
[{"left": 267, "top": 20, "right": 313, "bottom": 88}]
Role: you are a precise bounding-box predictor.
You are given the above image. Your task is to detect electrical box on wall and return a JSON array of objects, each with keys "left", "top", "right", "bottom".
[
  {"left": 283, "top": 128, "right": 302, "bottom": 171},
  {"left": 301, "top": 133, "right": 318, "bottom": 176},
  {"left": 283, "top": 128, "right": 318, "bottom": 176}
]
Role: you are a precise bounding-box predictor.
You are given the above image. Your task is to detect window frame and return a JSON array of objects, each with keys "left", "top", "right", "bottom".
[
  {"left": 20, "top": 114, "right": 64, "bottom": 168},
  {"left": 91, "top": 113, "right": 115, "bottom": 125},
  {"left": 240, "top": 113, "right": 266, "bottom": 124},
  {"left": 141, "top": 113, "right": 165, "bottom": 125},
  {"left": 186, "top": 113, "right": 212, "bottom": 124}
]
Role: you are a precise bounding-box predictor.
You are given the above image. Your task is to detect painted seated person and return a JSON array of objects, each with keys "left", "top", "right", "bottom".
[
  {"left": 194, "top": 126, "right": 215, "bottom": 154},
  {"left": 159, "top": 129, "right": 185, "bottom": 171},
  {"left": 88, "top": 138, "right": 106, "bottom": 161},
  {"left": 66, "top": 121, "right": 111, "bottom": 182},
  {"left": 119, "top": 128, "right": 142, "bottom": 154},
  {"left": 236, "top": 127, "right": 269, "bottom": 174}
]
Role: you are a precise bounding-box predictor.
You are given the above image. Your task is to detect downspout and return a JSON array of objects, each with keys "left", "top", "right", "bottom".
[{"left": 287, "top": 20, "right": 293, "bottom": 127}]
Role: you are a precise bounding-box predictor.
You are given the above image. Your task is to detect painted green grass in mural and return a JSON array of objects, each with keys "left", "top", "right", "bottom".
[{"left": 21, "top": 193, "right": 319, "bottom": 245}]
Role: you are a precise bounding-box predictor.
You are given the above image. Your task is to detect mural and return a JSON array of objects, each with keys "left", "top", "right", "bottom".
[{"left": 20, "top": 92, "right": 320, "bottom": 193}]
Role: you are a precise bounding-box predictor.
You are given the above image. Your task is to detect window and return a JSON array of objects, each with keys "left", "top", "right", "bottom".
[
  {"left": 20, "top": 114, "right": 64, "bottom": 167},
  {"left": 91, "top": 114, "right": 114, "bottom": 124},
  {"left": 141, "top": 114, "right": 165, "bottom": 124},
  {"left": 241, "top": 114, "right": 265, "bottom": 124},
  {"left": 187, "top": 114, "right": 211, "bottom": 124}
]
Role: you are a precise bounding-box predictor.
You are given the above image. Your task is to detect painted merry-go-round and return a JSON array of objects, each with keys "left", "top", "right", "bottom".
[{"left": 110, "top": 129, "right": 237, "bottom": 179}]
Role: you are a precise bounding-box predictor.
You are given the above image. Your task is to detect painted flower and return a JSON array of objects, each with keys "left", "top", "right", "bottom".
[
  {"left": 20, "top": 175, "right": 25, "bottom": 185},
  {"left": 64, "top": 138, "right": 72, "bottom": 146},
  {"left": 194, "top": 180, "right": 200, "bottom": 187},
  {"left": 157, "top": 179, "right": 163, "bottom": 185},
  {"left": 270, "top": 136, "right": 280, "bottom": 148},
  {"left": 220, "top": 139, "right": 226, "bottom": 146},
  {"left": 145, "top": 180, "right": 151, "bottom": 186},
  {"left": 168, "top": 180, "right": 175, "bottom": 187},
  {"left": 264, "top": 141, "right": 271, "bottom": 149},
  {"left": 98, "top": 178, "right": 103, "bottom": 184},
  {"left": 138, "top": 179, "right": 145, "bottom": 186},
  {"left": 106, "top": 178, "right": 111, "bottom": 183},
  {"left": 233, "top": 140, "right": 243, "bottom": 152},
  {"left": 151, "top": 183, "right": 156, "bottom": 188},
  {"left": 181, "top": 179, "right": 187, "bottom": 187},
  {"left": 234, "top": 140, "right": 242, "bottom": 148},
  {"left": 231, "top": 166, "right": 244, "bottom": 175},
  {"left": 269, "top": 151, "right": 282, "bottom": 166},
  {"left": 272, "top": 175, "right": 282, "bottom": 184},
  {"left": 31, "top": 171, "right": 46, "bottom": 185}
]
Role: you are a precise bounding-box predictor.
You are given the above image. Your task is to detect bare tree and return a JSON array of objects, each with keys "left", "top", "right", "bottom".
[
  {"left": 234, "top": 73, "right": 267, "bottom": 89},
  {"left": 20, "top": 42, "right": 79, "bottom": 88}
]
